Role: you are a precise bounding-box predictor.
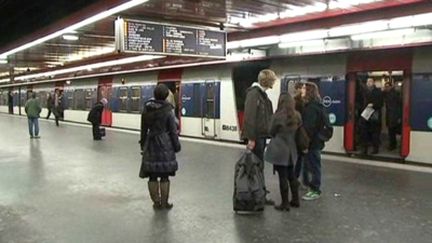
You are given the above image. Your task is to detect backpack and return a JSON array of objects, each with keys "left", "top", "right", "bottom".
[
  {"left": 317, "top": 106, "right": 333, "bottom": 142},
  {"left": 233, "top": 150, "right": 266, "bottom": 212}
]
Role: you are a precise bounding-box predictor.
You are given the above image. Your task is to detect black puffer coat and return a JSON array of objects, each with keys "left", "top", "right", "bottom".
[
  {"left": 139, "top": 100, "right": 181, "bottom": 178},
  {"left": 302, "top": 99, "right": 325, "bottom": 150},
  {"left": 87, "top": 102, "right": 104, "bottom": 124}
]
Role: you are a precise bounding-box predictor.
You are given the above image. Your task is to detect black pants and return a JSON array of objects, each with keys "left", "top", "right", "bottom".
[
  {"left": 388, "top": 126, "right": 398, "bottom": 148},
  {"left": 274, "top": 165, "right": 295, "bottom": 203},
  {"left": 46, "top": 108, "right": 52, "bottom": 119},
  {"left": 360, "top": 120, "right": 381, "bottom": 150},
  {"left": 8, "top": 105, "right": 13, "bottom": 114},
  {"left": 92, "top": 123, "right": 101, "bottom": 139}
]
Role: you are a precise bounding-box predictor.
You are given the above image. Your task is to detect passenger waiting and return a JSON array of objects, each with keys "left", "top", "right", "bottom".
[
  {"left": 46, "top": 93, "right": 53, "bottom": 119},
  {"left": 242, "top": 69, "right": 278, "bottom": 206},
  {"left": 25, "top": 92, "right": 42, "bottom": 139},
  {"left": 264, "top": 93, "right": 301, "bottom": 211},
  {"left": 383, "top": 81, "right": 402, "bottom": 151},
  {"left": 300, "top": 82, "right": 324, "bottom": 201},
  {"left": 87, "top": 98, "right": 107, "bottom": 140},
  {"left": 139, "top": 83, "right": 181, "bottom": 210},
  {"left": 359, "top": 78, "right": 383, "bottom": 155}
]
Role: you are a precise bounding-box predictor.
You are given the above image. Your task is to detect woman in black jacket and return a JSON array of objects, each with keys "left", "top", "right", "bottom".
[
  {"left": 139, "top": 84, "right": 181, "bottom": 210},
  {"left": 87, "top": 98, "right": 107, "bottom": 140},
  {"left": 264, "top": 93, "right": 301, "bottom": 211}
]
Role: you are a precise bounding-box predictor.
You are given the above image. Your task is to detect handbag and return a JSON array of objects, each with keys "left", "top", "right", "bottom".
[{"left": 296, "top": 126, "right": 310, "bottom": 152}]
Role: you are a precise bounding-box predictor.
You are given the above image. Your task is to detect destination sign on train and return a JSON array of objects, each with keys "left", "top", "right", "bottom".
[{"left": 118, "top": 19, "right": 226, "bottom": 58}]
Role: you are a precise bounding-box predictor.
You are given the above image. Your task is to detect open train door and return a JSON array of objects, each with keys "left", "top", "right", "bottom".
[{"left": 345, "top": 49, "right": 412, "bottom": 159}]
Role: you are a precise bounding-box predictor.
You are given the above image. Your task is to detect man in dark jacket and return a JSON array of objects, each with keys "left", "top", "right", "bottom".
[
  {"left": 46, "top": 93, "right": 53, "bottom": 119},
  {"left": 242, "top": 69, "right": 278, "bottom": 205},
  {"left": 87, "top": 98, "right": 107, "bottom": 140},
  {"left": 383, "top": 82, "right": 402, "bottom": 151},
  {"left": 8, "top": 91, "right": 13, "bottom": 114},
  {"left": 360, "top": 78, "right": 383, "bottom": 155}
]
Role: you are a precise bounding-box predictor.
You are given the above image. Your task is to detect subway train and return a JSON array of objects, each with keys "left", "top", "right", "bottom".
[{"left": 1, "top": 47, "right": 432, "bottom": 165}]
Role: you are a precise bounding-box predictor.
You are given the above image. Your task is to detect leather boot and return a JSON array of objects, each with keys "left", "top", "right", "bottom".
[
  {"left": 274, "top": 188, "right": 289, "bottom": 211},
  {"left": 160, "top": 181, "right": 173, "bottom": 209},
  {"left": 148, "top": 181, "right": 161, "bottom": 209},
  {"left": 289, "top": 179, "right": 300, "bottom": 208}
]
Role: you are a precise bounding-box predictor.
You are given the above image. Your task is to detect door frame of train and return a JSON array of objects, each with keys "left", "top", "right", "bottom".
[
  {"left": 346, "top": 49, "right": 413, "bottom": 158},
  {"left": 201, "top": 80, "right": 217, "bottom": 139}
]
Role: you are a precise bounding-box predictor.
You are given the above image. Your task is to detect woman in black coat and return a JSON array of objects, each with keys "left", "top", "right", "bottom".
[
  {"left": 264, "top": 93, "right": 302, "bottom": 211},
  {"left": 87, "top": 98, "right": 107, "bottom": 140},
  {"left": 139, "top": 84, "right": 181, "bottom": 210}
]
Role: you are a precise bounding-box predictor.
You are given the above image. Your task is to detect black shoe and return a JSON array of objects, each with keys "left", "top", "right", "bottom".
[
  {"left": 274, "top": 203, "right": 290, "bottom": 211},
  {"left": 94, "top": 138, "right": 102, "bottom": 140}
]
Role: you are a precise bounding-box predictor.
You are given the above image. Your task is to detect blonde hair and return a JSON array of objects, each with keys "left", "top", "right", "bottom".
[{"left": 258, "top": 69, "right": 277, "bottom": 88}]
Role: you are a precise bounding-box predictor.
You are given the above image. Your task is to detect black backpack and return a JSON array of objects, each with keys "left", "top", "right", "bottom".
[{"left": 317, "top": 105, "right": 333, "bottom": 142}]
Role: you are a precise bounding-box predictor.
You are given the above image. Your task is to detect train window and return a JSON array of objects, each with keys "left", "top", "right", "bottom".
[
  {"left": 0, "top": 91, "right": 5, "bottom": 105},
  {"left": 119, "top": 87, "right": 129, "bottom": 112},
  {"left": 130, "top": 86, "right": 141, "bottom": 113},
  {"left": 63, "top": 90, "right": 73, "bottom": 109},
  {"left": 73, "top": 89, "right": 86, "bottom": 110},
  {"left": 85, "top": 89, "right": 95, "bottom": 110},
  {"left": 205, "top": 83, "right": 215, "bottom": 118}
]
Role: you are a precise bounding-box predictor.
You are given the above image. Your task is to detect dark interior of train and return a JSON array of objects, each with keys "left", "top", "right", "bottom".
[{"left": 354, "top": 71, "right": 404, "bottom": 158}]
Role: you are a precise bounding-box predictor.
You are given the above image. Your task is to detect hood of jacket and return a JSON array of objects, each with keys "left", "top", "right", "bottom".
[{"left": 143, "top": 99, "right": 172, "bottom": 123}]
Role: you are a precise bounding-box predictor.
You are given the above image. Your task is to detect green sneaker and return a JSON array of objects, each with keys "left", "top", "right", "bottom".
[{"left": 302, "top": 191, "right": 321, "bottom": 201}]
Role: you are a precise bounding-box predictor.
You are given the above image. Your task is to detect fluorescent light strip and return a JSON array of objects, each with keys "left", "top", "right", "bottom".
[
  {"left": 280, "top": 29, "right": 328, "bottom": 42},
  {"left": 279, "top": 39, "right": 324, "bottom": 48},
  {"left": 15, "top": 54, "right": 164, "bottom": 81},
  {"left": 0, "top": 0, "right": 149, "bottom": 59},
  {"left": 62, "top": 35, "right": 79, "bottom": 41},
  {"left": 351, "top": 28, "right": 415, "bottom": 40}
]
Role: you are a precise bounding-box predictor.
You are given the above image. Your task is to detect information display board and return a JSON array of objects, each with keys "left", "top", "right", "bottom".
[{"left": 116, "top": 19, "right": 226, "bottom": 58}]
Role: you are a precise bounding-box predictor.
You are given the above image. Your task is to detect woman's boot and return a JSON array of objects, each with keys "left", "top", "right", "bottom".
[
  {"left": 148, "top": 181, "right": 161, "bottom": 209},
  {"left": 274, "top": 188, "right": 290, "bottom": 211},
  {"left": 289, "top": 179, "right": 300, "bottom": 208},
  {"left": 160, "top": 181, "right": 173, "bottom": 209}
]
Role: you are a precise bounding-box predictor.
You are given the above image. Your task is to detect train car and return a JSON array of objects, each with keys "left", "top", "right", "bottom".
[{"left": 1, "top": 47, "right": 432, "bottom": 165}]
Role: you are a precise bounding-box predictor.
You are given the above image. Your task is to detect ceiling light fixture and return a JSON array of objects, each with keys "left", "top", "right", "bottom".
[
  {"left": 62, "top": 34, "right": 79, "bottom": 41},
  {"left": 15, "top": 54, "right": 164, "bottom": 81},
  {"left": 350, "top": 28, "right": 415, "bottom": 41},
  {"left": 0, "top": 0, "right": 149, "bottom": 58}
]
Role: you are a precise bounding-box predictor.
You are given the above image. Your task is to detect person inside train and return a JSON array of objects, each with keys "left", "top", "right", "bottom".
[
  {"left": 87, "top": 98, "right": 107, "bottom": 140},
  {"left": 359, "top": 78, "right": 383, "bottom": 155},
  {"left": 242, "top": 69, "right": 278, "bottom": 205},
  {"left": 46, "top": 93, "right": 53, "bottom": 119},
  {"left": 383, "top": 81, "right": 402, "bottom": 151},
  {"left": 25, "top": 92, "right": 42, "bottom": 139},
  {"left": 139, "top": 83, "right": 181, "bottom": 210},
  {"left": 264, "top": 93, "right": 301, "bottom": 211},
  {"left": 300, "top": 82, "right": 324, "bottom": 201}
]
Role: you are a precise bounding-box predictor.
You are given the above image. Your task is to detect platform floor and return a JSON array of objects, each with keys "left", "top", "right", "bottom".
[{"left": 0, "top": 114, "right": 431, "bottom": 243}]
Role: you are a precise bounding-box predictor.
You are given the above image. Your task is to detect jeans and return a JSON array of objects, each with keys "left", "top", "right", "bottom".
[
  {"left": 28, "top": 118, "right": 39, "bottom": 137},
  {"left": 294, "top": 154, "right": 309, "bottom": 186},
  {"left": 304, "top": 149, "right": 322, "bottom": 193}
]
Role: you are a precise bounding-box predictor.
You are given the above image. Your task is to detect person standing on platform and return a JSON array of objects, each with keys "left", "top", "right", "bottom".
[
  {"left": 46, "top": 93, "right": 53, "bottom": 119},
  {"left": 87, "top": 98, "right": 107, "bottom": 140},
  {"left": 53, "top": 90, "right": 64, "bottom": 126},
  {"left": 242, "top": 69, "right": 278, "bottom": 205},
  {"left": 301, "top": 82, "right": 324, "bottom": 201},
  {"left": 383, "top": 81, "right": 402, "bottom": 151},
  {"left": 293, "top": 82, "right": 308, "bottom": 188},
  {"left": 139, "top": 84, "right": 180, "bottom": 210},
  {"left": 25, "top": 92, "right": 42, "bottom": 139},
  {"left": 360, "top": 78, "right": 383, "bottom": 155},
  {"left": 8, "top": 91, "right": 13, "bottom": 114},
  {"left": 264, "top": 93, "right": 301, "bottom": 211}
]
